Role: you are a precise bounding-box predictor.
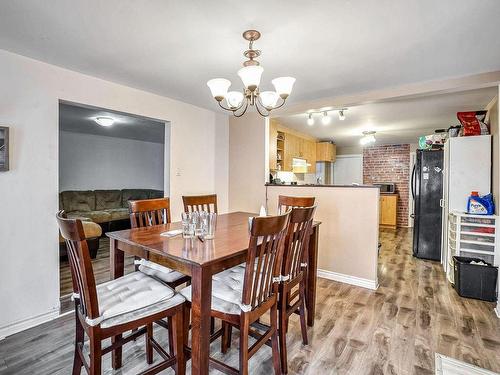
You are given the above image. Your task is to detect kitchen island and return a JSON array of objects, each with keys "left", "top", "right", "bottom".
[{"left": 266, "top": 183, "right": 380, "bottom": 290}]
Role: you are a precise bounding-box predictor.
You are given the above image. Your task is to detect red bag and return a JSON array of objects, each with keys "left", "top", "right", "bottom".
[{"left": 457, "top": 111, "right": 489, "bottom": 136}]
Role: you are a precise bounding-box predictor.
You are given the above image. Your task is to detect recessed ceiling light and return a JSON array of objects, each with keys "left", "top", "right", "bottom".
[{"left": 95, "top": 117, "right": 114, "bottom": 127}]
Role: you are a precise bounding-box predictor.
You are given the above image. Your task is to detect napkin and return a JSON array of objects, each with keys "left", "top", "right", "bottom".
[{"left": 160, "top": 229, "right": 183, "bottom": 237}]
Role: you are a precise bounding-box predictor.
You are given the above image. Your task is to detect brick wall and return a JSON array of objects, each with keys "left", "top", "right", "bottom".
[{"left": 363, "top": 144, "right": 410, "bottom": 227}]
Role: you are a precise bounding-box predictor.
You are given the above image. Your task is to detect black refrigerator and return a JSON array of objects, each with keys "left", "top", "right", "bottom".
[{"left": 412, "top": 149, "right": 444, "bottom": 261}]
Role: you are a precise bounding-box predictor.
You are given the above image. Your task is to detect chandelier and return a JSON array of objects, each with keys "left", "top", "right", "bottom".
[{"left": 207, "top": 30, "right": 296, "bottom": 117}]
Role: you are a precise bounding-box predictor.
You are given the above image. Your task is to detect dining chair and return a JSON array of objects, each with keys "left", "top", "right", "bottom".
[
  {"left": 180, "top": 212, "right": 291, "bottom": 375},
  {"left": 128, "top": 198, "right": 191, "bottom": 288},
  {"left": 56, "top": 211, "right": 186, "bottom": 375},
  {"left": 277, "top": 205, "right": 316, "bottom": 374},
  {"left": 182, "top": 194, "right": 218, "bottom": 213},
  {"left": 278, "top": 195, "right": 315, "bottom": 214}
]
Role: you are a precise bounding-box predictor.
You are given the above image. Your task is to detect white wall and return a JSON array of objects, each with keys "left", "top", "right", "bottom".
[
  {"left": 228, "top": 113, "right": 267, "bottom": 213},
  {"left": 59, "top": 131, "right": 165, "bottom": 191},
  {"left": 0, "top": 49, "right": 229, "bottom": 338}
]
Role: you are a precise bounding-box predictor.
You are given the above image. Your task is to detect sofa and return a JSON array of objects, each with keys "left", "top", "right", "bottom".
[{"left": 59, "top": 188, "right": 164, "bottom": 232}]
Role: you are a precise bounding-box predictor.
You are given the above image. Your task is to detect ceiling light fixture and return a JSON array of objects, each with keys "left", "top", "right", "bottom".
[
  {"left": 307, "top": 113, "right": 314, "bottom": 126},
  {"left": 207, "top": 30, "right": 295, "bottom": 118},
  {"left": 303, "top": 107, "right": 347, "bottom": 126},
  {"left": 360, "top": 131, "right": 376, "bottom": 146},
  {"left": 321, "top": 111, "right": 331, "bottom": 125},
  {"left": 95, "top": 117, "right": 114, "bottom": 127}
]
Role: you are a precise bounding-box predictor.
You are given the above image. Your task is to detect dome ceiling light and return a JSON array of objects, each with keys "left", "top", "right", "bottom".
[
  {"left": 360, "top": 130, "right": 376, "bottom": 146},
  {"left": 94, "top": 117, "right": 115, "bottom": 127},
  {"left": 207, "top": 30, "right": 295, "bottom": 118}
]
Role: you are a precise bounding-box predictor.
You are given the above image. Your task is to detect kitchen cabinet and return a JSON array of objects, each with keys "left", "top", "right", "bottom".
[
  {"left": 303, "top": 139, "right": 317, "bottom": 173},
  {"left": 316, "top": 142, "right": 336, "bottom": 162},
  {"left": 269, "top": 120, "right": 278, "bottom": 171},
  {"left": 379, "top": 194, "right": 397, "bottom": 228}
]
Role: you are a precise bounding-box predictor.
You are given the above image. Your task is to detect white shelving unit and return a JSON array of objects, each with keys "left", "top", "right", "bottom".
[{"left": 446, "top": 211, "right": 499, "bottom": 284}]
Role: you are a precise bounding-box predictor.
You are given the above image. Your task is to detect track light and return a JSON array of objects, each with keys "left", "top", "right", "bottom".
[
  {"left": 338, "top": 110, "right": 346, "bottom": 121},
  {"left": 307, "top": 113, "right": 314, "bottom": 126},
  {"left": 321, "top": 111, "right": 331, "bottom": 125}
]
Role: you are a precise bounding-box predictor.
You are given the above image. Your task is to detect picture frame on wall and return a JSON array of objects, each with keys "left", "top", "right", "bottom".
[{"left": 0, "top": 126, "right": 9, "bottom": 171}]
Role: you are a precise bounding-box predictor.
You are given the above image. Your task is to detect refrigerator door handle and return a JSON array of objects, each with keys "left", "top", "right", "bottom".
[
  {"left": 439, "top": 198, "right": 444, "bottom": 208},
  {"left": 411, "top": 164, "right": 416, "bottom": 199}
]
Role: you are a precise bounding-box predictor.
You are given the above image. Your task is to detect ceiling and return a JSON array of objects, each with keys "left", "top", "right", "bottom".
[
  {"left": 59, "top": 103, "right": 166, "bottom": 143},
  {"left": 274, "top": 87, "right": 498, "bottom": 147},
  {"left": 1, "top": 1, "right": 500, "bottom": 111}
]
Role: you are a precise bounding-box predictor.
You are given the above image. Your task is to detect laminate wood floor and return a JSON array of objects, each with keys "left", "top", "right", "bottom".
[{"left": 2, "top": 228, "right": 499, "bottom": 374}]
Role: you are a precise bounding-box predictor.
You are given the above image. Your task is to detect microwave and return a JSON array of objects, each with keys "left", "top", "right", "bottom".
[{"left": 374, "top": 183, "right": 395, "bottom": 193}]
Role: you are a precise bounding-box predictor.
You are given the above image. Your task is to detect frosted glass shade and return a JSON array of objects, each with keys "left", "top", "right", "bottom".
[
  {"left": 207, "top": 78, "right": 231, "bottom": 101},
  {"left": 226, "top": 91, "right": 244, "bottom": 109},
  {"left": 360, "top": 134, "right": 376, "bottom": 145},
  {"left": 272, "top": 77, "right": 296, "bottom": 99},
  {"left": 238, "top": 66, "right": 263, "bottom": 91},
  {"left": 260, "top": 91, "right": 280, "bottom": 109}
]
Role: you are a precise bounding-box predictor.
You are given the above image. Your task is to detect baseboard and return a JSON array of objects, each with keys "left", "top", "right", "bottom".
[
  {"left": 317, "top": 269, "right": 379, "bottom": 290},
  {"left": 435, "top": 353, "right": 498, "bottom": 374},
  {"left": 0, "top": 308, "right": 59, "bottom": 341}
]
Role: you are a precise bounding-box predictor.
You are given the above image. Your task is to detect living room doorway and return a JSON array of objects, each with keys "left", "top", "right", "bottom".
[{"left": 58, "top": 101, "right": 170, "bottom": 313}]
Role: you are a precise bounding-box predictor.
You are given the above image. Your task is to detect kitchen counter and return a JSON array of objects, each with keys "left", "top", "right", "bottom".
[
  {"left": 266, "top": 183, "right": 379, "bottom": 188},
  {"left": 265, "top": 184, "right": 380, "bottom": 290}
]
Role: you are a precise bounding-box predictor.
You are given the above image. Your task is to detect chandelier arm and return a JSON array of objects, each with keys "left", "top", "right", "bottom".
[
  {"left": 273, "top": 97, "right": 287, "bottom": 110},
  {"left": 218, "top": 101, "right": 237, "bottom": 113},
  {"left": 233, "top": 99, "right": 249, "bottom": 118},
  {"left": 254, "top": 100, "right": 270, "bottom": 117}
]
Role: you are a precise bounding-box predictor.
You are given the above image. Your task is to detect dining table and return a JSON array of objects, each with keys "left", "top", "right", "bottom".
[{"left": 106, "top": 211, "right": 320, "bottom": 375}]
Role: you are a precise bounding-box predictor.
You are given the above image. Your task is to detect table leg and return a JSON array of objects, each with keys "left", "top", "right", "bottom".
[
  {"left": 110, "top": 238, "right": 124, "bottom": 369},
  {"left": 306, "top": 226, "right": 319, "bottom": 327},
  {"left": 190, "top": 265, "right": 212, "bottom": 375}
]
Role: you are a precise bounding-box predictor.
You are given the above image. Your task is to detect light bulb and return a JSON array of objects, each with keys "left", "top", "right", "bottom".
[
  {"left": 260, "top": 91, "right": 280, "bottom": 109},
  {"left": 272, "top": 77, "right": 296, "bottom": 99},
  {"left": 95, "top": 117, "right": 114, "bottom": 127},
  {"left": 207, "top": 78, "right": 231, "bottom": 101},
  {"left": 238, "top": 66, "right": 264, "bottom": 91},
  {"left": 360, "top": 131, "right": 376, "bottom": 145},
  {"left": 321, "top": 111, "right": 331, "bottom": 125},
  {"left": 339, "top": 110, "right": 346, "bottom": 121},
  {"left": 307, "top": 113, "right": 314, "bottom": 126},
  {"left": 226, "top": 91, "right": 244, "bottom": 109}
]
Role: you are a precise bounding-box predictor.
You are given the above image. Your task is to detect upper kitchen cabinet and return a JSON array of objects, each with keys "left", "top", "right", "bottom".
[
  {"left": 268, "top": 120, "right": 318, "bottom": 173},
  {"left": 316, "top": 142, "right": 336, "bottom": 162}
]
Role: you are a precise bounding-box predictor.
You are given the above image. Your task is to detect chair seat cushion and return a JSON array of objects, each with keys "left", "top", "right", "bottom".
[
  {"left": 180, "top": 265, "right": 253, "bottom": 315},
  {"left": 58, "top": 220, "right": 102, "bottom": 243},
  {"left": 85, "top": 271, "right": 184, "bottom": 328},
  {"left": 137, "top": 259, "right": 188, "bottom": 284}
]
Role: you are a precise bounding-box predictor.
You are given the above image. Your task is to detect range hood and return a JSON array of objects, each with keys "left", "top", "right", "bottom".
[{"left": 292, "top": 158, "right": 311, "bottom": 173}]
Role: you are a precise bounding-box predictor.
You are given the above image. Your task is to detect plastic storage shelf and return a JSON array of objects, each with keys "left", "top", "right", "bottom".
[{"left": 446, "top": 211, "right": 499, "bottom": 284}]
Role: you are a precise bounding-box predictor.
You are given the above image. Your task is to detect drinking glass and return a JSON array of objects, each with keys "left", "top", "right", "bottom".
[
  {"left": 195, "top": 211, "right": 206, "bottom": 236},
  {"left": 181, "top": 212, "right": 195, "bottom": 238},
  {"left": 204, "top": 213, "right": 217, "bottom": 239}
]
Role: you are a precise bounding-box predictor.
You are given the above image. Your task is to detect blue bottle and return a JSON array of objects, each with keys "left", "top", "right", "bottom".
[{"left": 467, "top": 192, "right": 495, "bottom": 215}]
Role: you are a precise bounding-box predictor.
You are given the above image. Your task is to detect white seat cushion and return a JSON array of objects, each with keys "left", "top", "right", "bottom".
[
  {"left": 136, "top": 259, "right": 188, "bottom": 284},
  {"left": 85, "top": 271, "right": 185, "bottom": 328},
  {"left": 180, "top": 264, "right": 257, "bottom": 315}
]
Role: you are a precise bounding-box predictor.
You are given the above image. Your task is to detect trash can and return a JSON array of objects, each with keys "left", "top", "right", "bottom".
[{"left": 453, "top": 256, "right": 498, "bottom": 302}]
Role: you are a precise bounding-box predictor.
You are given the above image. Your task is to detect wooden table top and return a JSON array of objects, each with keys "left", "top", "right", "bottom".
[{"left": 107, "top": 211, "right": 320, "bottom": 267}]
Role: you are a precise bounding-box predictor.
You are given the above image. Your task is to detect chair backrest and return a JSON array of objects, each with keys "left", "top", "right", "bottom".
[
  {"left": 282, "top": 206, "right": 316, "bottom": 281},
  {"left": 242, "top": 212, "right": 290, "bottom": 310},
  {"left": 278, "top": 195, "right": 315, "bottom": 214},
  {"left": 128, "top": 198, "right": 171, "bottom": 228},
  {"left": 182, "top": 194, "right": 218, "bottom": 213},
  {"left": 56, "top": 211, "right": 100, "bottom": 322}
]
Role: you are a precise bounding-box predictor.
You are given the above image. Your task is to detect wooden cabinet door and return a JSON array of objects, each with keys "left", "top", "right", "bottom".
[
  {"left": 283, "top": 134, "right": 298, "bottom": 171},
  {"left": 380, "top": 195, "right": 397, "bottom": 227},
  {"left": 304, "top": 140, "right": 316, "bottom": 173},
  {"left": 316, "top": 142, "right": 335, "bottom": 162}
]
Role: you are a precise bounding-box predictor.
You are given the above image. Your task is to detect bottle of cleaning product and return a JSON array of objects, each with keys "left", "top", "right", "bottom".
[{"left": 467, "top": 192, "right": 495, "bottom": 215}]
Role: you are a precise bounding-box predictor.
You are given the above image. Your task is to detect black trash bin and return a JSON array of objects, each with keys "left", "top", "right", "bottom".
[{"left": 453, "top": 256, "right": 498, "bottom": 302}]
